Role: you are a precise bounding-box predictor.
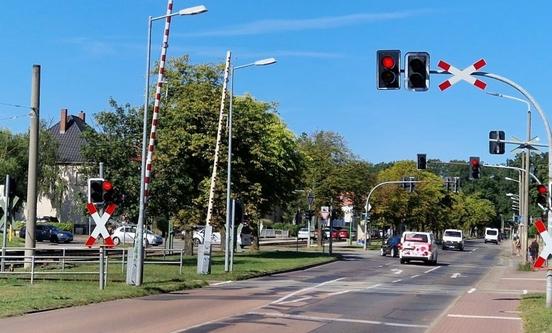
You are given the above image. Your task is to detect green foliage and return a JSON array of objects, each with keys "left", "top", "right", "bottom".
[{"left": 54, "top": 223, "right": 73, "bottom": 232}]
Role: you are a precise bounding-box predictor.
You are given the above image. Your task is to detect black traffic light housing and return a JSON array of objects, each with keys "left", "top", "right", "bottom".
[
  {"left": 4, "top": 176, "right": 17, "bottom": 198},
  {"left": 489, "top": 130, "right": 505, "bottom": 154},
  {"left": 417, "top": 153, "right": 427, "bottom": 170},
  {"left": 88, "top": 178, "right": 104, "bottom": 204},
  {"left": 405, "top": 52, "right": 429, "bottom": 91},
  {"left": 469, "top": 157, "right": 481, "bottom": 179},
  {"left": 377, "top": 50, "right": 401, "bottom": 90},
  {"left": 536, "top": 184, "right": 548, "bottom": 207}
]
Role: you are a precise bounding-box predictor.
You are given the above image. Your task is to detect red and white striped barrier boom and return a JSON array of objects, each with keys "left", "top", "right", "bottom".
[{"left": 534, "top": 220, "right": 552, "bottom": 269}]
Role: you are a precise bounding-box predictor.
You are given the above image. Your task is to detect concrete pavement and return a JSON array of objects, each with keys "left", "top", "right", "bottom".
[{"left": 430, "top": 239, "right": 547, "bottom": 333}]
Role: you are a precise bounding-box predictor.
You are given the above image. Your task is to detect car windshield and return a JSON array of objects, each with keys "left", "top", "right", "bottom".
[
  {"left": 445, "top": 231, "right": 462, "bottom": 237},
  {"left": 404, "top": 233, "right": 428, "bottom": 243},
  {"left": 487, "top": 230, "right": 498, "bottom": 235}
]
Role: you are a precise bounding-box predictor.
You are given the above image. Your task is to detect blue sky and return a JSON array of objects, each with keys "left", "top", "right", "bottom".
[{"left": 1, "top": 0, "right": 551, "bottom": 165}]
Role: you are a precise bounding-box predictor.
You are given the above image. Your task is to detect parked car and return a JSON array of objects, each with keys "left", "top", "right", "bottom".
[
  {"left": 442, "top": 229, "right": 464, "bottom": 251},
  {"left": 112, "top": 225, "right": 163, "bottom": 246},
  {"left": 192, "top": 228, "right": 222, "bottom": 246},
  {"left": 298, "top": 227, "right": 315, "bottom": 239},
  {"left": 381, "top": 235, "right": 401, "bottom": 257},
  {"left": 484, "top": 227, "right": 500, "bottom": 244},
  {"left": 322, "top": 227, "right": 347, "bottom": 240},
  {"left": 336, "top": 228, "right": 349, "bottom": 240},
  {"left": 399, "top": 231, "right": 438, "bottom": 265},
  {"left": 19, "top": 224, "right": 73, "bottom": 243}
]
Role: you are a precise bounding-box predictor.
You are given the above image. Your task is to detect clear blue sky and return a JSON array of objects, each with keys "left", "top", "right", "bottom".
[{"left": 1, "top": 0, "right": 551, "bottom": 165}]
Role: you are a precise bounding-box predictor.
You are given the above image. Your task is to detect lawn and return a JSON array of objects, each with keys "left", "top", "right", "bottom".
[
  {"left": 520, "top": 293, "right": 552, "bottom": 333},
  {"left": 0, "top": 250, "right": 336, "bottom": 318}
]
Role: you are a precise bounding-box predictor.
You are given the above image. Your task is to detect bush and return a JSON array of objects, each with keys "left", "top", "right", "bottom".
[{"left": 55, "top": 223, "right": 73, "bottom": 232}]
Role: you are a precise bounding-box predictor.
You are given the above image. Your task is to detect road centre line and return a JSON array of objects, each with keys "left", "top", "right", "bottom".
[
  {"left": 392, "top": 279, "right": 402, "bottom": 283},
  {"left": 271, "top": 277, "right": 345, "bottom": 304},
  {"left": 410, "top": 274, "right": 420, "bottom": 279},
  {"left": 501, "top": 277, "right": 546, "bottom": 281},
  {"left": 248, "top": 311, "right": 429, "bottom": 328},
  {"left": 326, "top": 290, "right": 351, "bottom": 297},
  {"left": 424, "top": 266, "right": 441, "bottom": 274},
  {"left": 468, "top": 288, "right": 477, "bottom": 294},
  {"left": 276, "top": 296, "right": 312, "bottom": 304},
  {"left": 447, "top": 314, "right": 521, "bottom": 321},
  {"left": 365, "top": 283, "right": 382, "bottom": 290},
  {"left": 212, "top": 280, "right": 233, "bottom": 286}
]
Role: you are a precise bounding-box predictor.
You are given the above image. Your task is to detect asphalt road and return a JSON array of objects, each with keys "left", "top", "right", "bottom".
[{"left": 0, "top": 239, "right": 502, "bottom": 333}]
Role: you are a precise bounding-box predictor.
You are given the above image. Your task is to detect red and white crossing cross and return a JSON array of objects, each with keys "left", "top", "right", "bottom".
[
  {"left": 438, "top": 59, "right": 487, "bottom": 91},
  {"left": 86, "top": 203, "right": 117, "bottom": 248},
  {"left": 533, "top": 219, "right": 552, "bottom": 269}
]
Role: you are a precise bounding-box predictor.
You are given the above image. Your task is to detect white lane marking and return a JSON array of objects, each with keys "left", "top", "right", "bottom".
[
  {"left": 468, "top": 288, "right": 477, "bottom": 294},
  {"left": 392, "top": 279, "right": 402, "bottom": 283},
  {"left": 377, "top": 265, "right": 384, "bottom": 268},
  {"left": 447, "top": 314, "right": 521, "bottom": 321},
  {"left": 424, "top": 266, "right": 441, "bottom": 274},
  {"left": 365, "top": 283, "right": 382, "bottom": 290},
  {"left": 271, "top": 277, "right": 344, "bottom": 304},
  {"left": 327, "top": 289, "right": 351, "bottom": 297},
  {"left": 212, "top": 280, "right": 233, "bottom": 286},
  {"left": 451, "top": 273, "right": 461, "bottom": 279},
  {"left": 410, "top": 274, "right": 420, "bottom": 279},
  {"left": 523, "top": 289, "right": 528, "bottom": 295},
  {"left": 248, "top": 311, "right": 429, "bottom": 328},
  {"left": 277, "top": 296, "right": 312, "bottom": 305},
  {"left": 391, "top": 268, "right": 403, "bottom": 275},
  {"left": 501, "top": 278, "right": 546, "bottom": 281}
]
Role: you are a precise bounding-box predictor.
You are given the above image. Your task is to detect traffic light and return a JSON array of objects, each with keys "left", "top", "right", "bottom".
[
  {"left": 102, "top": 180, "right": 114, "bottom": 203},
  {"left": 4, "top": 176, "right": 16, "bottom": 198},
  {"left": 88, "top": 178, "right": 104, "bottom": 204},
  {"left": 377, "top": 50, "right": 400, "bottom": 90},
  {"left": 405, "top": 52, "right": 429, "bottom": 91},
  {"left": 454, "top": 177, "right": 460, "bottom": 193},
  {"left": 489, "top": 130, "right": 505, "bottom": 154},
  {"left": 536, "top": 184, "right": 548, "bottom": 207},
  {"left": 417, "top": 153, "right": 427, "bottom": 170},
  {"left": 469, "top": 156, "right": 481, "bottom": 179}
]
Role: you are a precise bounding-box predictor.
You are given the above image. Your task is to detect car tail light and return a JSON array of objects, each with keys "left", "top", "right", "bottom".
[
  {"left": 397, "top": 243, "right": 402, "bottom": 249},
  {"left": 428, "top": 244, "right": 432, "bottom": 251}
]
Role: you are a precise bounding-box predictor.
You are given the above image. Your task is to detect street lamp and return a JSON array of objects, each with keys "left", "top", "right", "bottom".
[
  {"left": 224, "top": 57, "right": 277, "bottom": 272},
  {"left": 505, "top": 177, "right": 519, "bottom": 183},
  {"left": 134, "top": 4, "right": 207, "bottom": 287}
]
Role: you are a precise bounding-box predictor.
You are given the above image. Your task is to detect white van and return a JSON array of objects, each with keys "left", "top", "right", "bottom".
[
  {"left": 442, "top": 229, "right": 464, "bottom": 251},
  {"left": 399, "top": 231, "right": 438, "bottom": 265},
  {"left": 484, "top": 227, "right": 500, "bottom": 244}
]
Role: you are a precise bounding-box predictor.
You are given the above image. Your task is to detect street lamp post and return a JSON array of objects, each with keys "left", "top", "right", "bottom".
[
  {"left": 133, "top": 3, "right": 207, "bottom": 286},
  {"left": 224, "top": 57, "right": 277, "bottom": 272},
  {"left": 487, "top": 92, "right": 532, "bottom": 264}
]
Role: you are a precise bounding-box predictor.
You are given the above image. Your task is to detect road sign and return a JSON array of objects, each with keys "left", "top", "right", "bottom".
[
  {"left": 438, "top": 59, "right": 487, "bottom": 91},
  {"left": 342, "top": 205, "right": 354, "bottom": 223},
  {"left": 86, "top": 203, "right": 117, "bottom": 247},
  {"left": 320, "top": 206, "right": 330, "bottom": 220},
  {"left": 533, "top": 219, "right": 552, "bottom": 268}
]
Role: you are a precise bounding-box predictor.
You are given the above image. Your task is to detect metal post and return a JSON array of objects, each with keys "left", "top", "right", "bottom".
[
  {"left": 546, "top": 270, "right": 552, "bottom": 308},
  {"left": 179, "top": 249, "right": 183, "bottom": 275},
  {"left": 1, "top": 175, "right": 9, "bottom": 272},
  {"left": 224, "top": 65, "right": 234, "bottom": 273},
  {"left": 99, "top": 247, "right": 105, "bottom": 290},
  {"left": 522, "top": 109, "right": 531, "bottom": 264},
  {"left": 229, "top": 199, "right": 236, "bottom": 272},
  {"left": 328, "top": 205, "right": 333, "bottom": 255},
  {"left": 62, "top": 248, "right": 66, "bottom": 272},
  {"left": 307, "top": 203, "right": 312, "bottom": 247},
  {"left": 25, "top": 65, "right": 40, "bottom": 269},
  {"left": 31, "top": 256, "right": 35, "bottom": 285}
]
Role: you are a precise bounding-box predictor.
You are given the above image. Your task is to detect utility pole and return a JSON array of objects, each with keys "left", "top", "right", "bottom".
[{"left": 24, "top": 65, "right": 40, "bottom": 268}]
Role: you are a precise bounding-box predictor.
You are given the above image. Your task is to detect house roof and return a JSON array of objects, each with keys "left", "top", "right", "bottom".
[{"left": 48, "top": 115, "right": 89, "bottom": 164}]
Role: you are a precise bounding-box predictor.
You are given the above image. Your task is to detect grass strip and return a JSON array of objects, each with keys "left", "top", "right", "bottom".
[
  {"left": 0, "top": 250, "right": 335, "bottom": 318},
  {"left": 520, "top": 293, "right": 552, "bottom": 333}
]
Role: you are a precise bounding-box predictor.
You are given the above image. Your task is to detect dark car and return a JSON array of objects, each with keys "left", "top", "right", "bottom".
[
  {"left": 19, "top": 224, "right": 73, "bottom": 243},
  {"left": 380, "top": 235, "right": 401, "bottom": 257}
]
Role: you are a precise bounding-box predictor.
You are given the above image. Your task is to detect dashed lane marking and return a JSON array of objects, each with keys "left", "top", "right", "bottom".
[
  {"left": 271, "top": 277, "right": 344, "bottom": 304},
  {"left": 392, "top": 279, "right": 402, "bottom": 283},
  {"left": 326, "top": 289, "right": 351, "bottom": 297},
  {"left": 212, "top": 280, "right": 233, "bottom": 286},
  {"left": 424, "top": 266, "right": 441, "bottom": 274},
  {"left": 468, "top": 288, "right": 477, "bottom": 294},
  {"left": 447, "top": 314, "right": 521, "bottom": 321},
  {"left": 276, "top": 296, "right": 312, "bottom": 305},
  {"left": 410, "top": 275, "right": 420, "bottom": 278},
  {"left": 248, "top": 311, "right": 430, "bottom": 328}
]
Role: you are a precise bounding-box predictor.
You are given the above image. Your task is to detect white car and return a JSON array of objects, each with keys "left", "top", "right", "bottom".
[
  {"left": 442, "top": 229, "right": 464, "bottom": 251},
  {"left": 297, "top": 227, "right": 314, "bottom": 239},
  {"left": 193, "top": 228, "right": 222, "bottom": 245},
  {"left": 112, "top": 225, "right": 163, "bottom": 246},
  {"left": 484, "top": 227, "right": 500, "bottom": 244},
  {"left": 399, "top": 231, "right": 438, "bottom": 265}
]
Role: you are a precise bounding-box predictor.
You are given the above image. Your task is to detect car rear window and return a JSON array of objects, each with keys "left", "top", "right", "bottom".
[
  {"left": 486, "top": 229, "right": 498, "bottom": 235},
  {"left": 404, "top": 233, "right": 428, "bottom": 242},
  {"left": 445, "top": 231, "right": 462, "bottom": 237}
]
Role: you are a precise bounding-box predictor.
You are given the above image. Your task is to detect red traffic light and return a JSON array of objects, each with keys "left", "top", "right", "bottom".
[
  {"left": 102, "top": 180, "right": 113, "bottom": 192},
  {"left": 382, "top": 56, "right": 395, "bottom": 69},
  {"left": 537, "top": 184, "right": 548, "bottom": 194},
  {"left": 470, "top": 159, "right": 479, "bottom": 167}
]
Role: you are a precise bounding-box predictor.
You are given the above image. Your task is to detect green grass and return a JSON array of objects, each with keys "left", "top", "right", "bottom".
[
  {"left": 0, "top": 250, "right": 335, "bottom": 318},
  {"left": 518, "top": 262, "right": 533, "bottom": 271},
  {"left": 520, "top": 293, "right": 552, "bottom": 333}
]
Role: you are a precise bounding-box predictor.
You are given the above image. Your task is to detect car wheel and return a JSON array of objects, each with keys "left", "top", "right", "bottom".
[
  {"left": 193, "top": 238, "right": 200, "bottom": 246},
  {"left": 113, "top": 237, "right": 120, "bottom": 246},
  {"left": 442, "top": 246, "right": 446, "bottom": 250},
  {"left": 380, "top": 248, "right": 386, "bottom": 256},
  {"left": 51, "top": 236, "right": 59, "bottom": 243},
  {"left": 400, "top": 258, "right": 406, "bottom": 264}
]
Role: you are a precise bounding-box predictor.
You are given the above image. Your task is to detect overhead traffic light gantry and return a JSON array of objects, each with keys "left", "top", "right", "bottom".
[
  {"left": 405, "top": 52, "right": 429, "bottom": 91},
  {"left": 489, "top": 130, "right": 505, "bottom": 154},
  {"left": 377, "top": 50, "right": 401, "bottom": 90}
]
